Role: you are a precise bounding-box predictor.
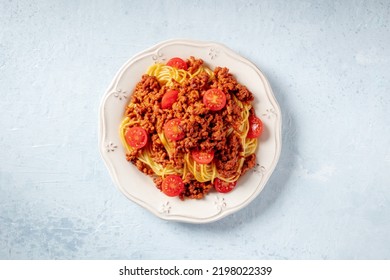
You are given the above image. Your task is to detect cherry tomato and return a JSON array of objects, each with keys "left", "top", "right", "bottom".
[
  {"left": 166, "top": 57, "right": 188, "bottom": 70},
  {"left": 214, "top": 178, "right": 237, "bottom": 193},
  {"left": 162, "top": 175, "right": 185, "bottom": 197},
  {"left": 191, "top": 150, "right": 214, "bottom": 164},
  {"left": 163, "top": 118, "right": 185, "bottom": 141},
  {"left": 161, "top": 89, "right": 179, "bottom": 109},
  {"left": 203, "top": 88, "right": 226, "bottom": 111},
  {"left": 125, "top": 127, "right": 148, "bottom": 149},
  {"left": 247, "top": 115, "right": 264, "bottom": 139}
]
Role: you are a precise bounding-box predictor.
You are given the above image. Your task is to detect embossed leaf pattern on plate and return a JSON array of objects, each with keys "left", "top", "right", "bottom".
[
  {"left": 262, "top": 108, "right": 277, "bottom": 119},
  {"left": 160, "top": 201, "right": 171, "bottom": 214},
  {"left": 208, "top": 47, "right": 220, "bottom": 60},
  {"left": 105, "top": 141, "right": 117, "bottom": 152},
  {"left": 152, "top": 50, "right": 165, "bottom": 63},
  {"left": 214, "top": 196, "right": 227, "bottom": 211},
  {"left": 112, "top": 89, "right": 127, "bottom": 100}
]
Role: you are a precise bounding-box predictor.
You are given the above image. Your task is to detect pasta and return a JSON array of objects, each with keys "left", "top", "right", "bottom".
[{"left": 120, "top": 56, "right": 263, "bottom": 199}]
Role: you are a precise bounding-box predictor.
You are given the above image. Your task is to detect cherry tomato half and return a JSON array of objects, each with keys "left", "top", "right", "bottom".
[
  {"left": 163, "top": 118, "right": 185, "bottom": 141},
  {"left": 247, "top": 115, "right": 264, "bottom": 139},
  {"left": 166, "top": 57, "right": 188, "bottom": 70},
  {"left": 162, "top": 175, "right": 185, "bottom": 197},
  {"left": 125, "top": 126, "right": 148, "bottom": 149},
  {"left": 203, "top": 88, "right": 226, "bottom": 111},
  {"left": 214, "top": 178, "right": 237, "bottom": 193},
  {"left": 161, "top": 89, "right": 179, "bottom": 109},
  {"left": 191, "top": 150, "right": 214, "bottom": 164}
]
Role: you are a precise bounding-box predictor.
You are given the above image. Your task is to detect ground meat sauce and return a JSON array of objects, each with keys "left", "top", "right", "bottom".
[{"left": 125, "top": 57, "right": 257, "bottom": 199}]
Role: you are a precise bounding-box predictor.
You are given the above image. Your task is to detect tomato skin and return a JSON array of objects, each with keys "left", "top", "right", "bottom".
[
  {"left": 163, "top": 118, "right": 185, "bottom": 141},
  {"left": 247, "top": 115, "right": 264, "bottom": 139},
  {"left": 161, "top": 89, "right": 179, "bottom": 109},
  {"left": 214, "top": 178, "right": 237, "bottom": 193},
  {"left": 125, "top": 127, "right": 148, "bottom": 149},
  {"left": 203, "top": 88, "right": 226, "bottom": 111},
  {"left": 166, "top": 57, "right": 188, "bottom": 70},
  {"left": 162, "top": 175, "right": 185, "bottom": 197},
  {"left": 191, "top": 150, "right": 214, "bottom": 164}
]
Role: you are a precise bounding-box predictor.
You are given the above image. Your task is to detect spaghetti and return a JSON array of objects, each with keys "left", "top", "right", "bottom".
[{"left": 120, "top": 56, "right": 262, "bottom": 199}]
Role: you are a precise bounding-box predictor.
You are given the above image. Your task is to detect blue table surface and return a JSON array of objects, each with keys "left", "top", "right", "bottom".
[{"left": 1, "top": 0, "right": 389, "bottom": 260}]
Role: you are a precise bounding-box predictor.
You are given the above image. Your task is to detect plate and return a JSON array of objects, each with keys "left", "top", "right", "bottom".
[{"left": 99, "top": 39, "right": 281, "bottom": 223}]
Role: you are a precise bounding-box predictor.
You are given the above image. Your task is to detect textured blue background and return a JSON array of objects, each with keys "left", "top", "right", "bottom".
[{"left": 1, "top": 0, "right": 389, "bottom": 259}]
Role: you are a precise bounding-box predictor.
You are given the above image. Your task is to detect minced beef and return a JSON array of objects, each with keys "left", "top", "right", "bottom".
[{"left": 124, "top": 57, "right": 257, "bottom": 199}]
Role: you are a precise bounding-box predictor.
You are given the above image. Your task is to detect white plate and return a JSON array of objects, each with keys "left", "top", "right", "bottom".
[{"left": 99, "top": 39, "right": 282, "bottom": 223}]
